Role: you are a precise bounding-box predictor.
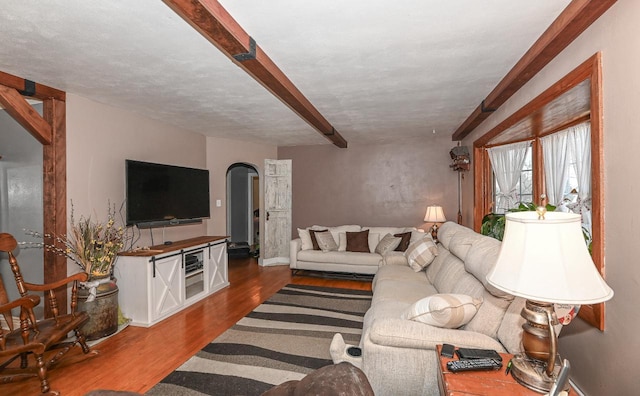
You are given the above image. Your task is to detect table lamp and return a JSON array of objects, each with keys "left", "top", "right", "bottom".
[
  {"left": 424, "top": 206, "right": 446, "bottom": 241},
  {"left": 486, "top": 209, "right": 613, "bottom": 393}
]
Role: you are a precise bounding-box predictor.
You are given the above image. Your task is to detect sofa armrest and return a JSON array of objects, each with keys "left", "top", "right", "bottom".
[
  {"left": 367, "top": 317, "right": 505, "bottom": 352},
  {"left": 290, "top": 238, "right": 302, "bottom": 269}
]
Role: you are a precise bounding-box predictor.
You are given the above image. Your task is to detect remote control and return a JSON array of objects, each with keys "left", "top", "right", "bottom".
[
  {"left": 446, "top": 358, "right": 503, "bottom": 372},
  {"left": 440, "top": 344, "right": 455, "bottom": 358}
]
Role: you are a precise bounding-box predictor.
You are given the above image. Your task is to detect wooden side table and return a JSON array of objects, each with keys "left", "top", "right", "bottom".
[{"left": 436, "top": 345, "right": 575, "bottom": 395}]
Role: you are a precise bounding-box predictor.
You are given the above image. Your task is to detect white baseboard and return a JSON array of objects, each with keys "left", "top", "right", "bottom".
[{"left": 261, "top": 257, "right": 290, "bottom": 266}]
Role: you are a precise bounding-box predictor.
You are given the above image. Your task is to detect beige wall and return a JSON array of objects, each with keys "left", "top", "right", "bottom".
[
  {"left": 461, "top": 1, "right": 639, "bottom": 393},
  {"left": 278, "top": 135, "right": 458, "bottom": 232},
  {"left": 67, "top": 94, "right": 208, "bottom": 249},
  {"left": 67, "top": 95, "right": 277, "bottom": 255},
  {"left": 205, "top": 136, "right": 277, "bottom": 243}
]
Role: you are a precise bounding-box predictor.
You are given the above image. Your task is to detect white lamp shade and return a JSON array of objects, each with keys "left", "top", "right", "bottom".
[
  {"left": 486, "top": 211, "right": 613, "bottom": 305},
  {"left": 424, "top": 206, "right": 446, "bottom": 223}
]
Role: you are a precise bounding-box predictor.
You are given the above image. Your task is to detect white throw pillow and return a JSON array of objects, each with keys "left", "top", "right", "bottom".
[
  {"left": 368, "top": 233, "right": 381, "bottom": 253},
  {"left": 402, "top": 294, "right": 483, "bottom": 328},
  {"left": 297, "top": 228, "right": 313, "bottom": 250},
  {"left": 405, "top": 237, "right": 438, "bottom": 271},
  {"left": 375, "top": 233, "right": 402, "bottom": 255},
  {"left": 338, "top": 232, "right": 347, "bottom": 251},
  {"left": 315, "top": 230, "right": 338, "bottom": 252}
]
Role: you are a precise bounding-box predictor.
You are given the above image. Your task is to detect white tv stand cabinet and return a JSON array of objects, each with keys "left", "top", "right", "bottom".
[{"left": 116, "top": 236, "right": 229, "bottom": 327}]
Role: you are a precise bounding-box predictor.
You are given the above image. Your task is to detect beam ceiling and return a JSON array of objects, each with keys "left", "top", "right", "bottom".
[
  {"left": 163, "top": 0, "right": 348, "bottom": 148},
  {"left": 451, "top": 0, "right": 616, "bottom": 141}
]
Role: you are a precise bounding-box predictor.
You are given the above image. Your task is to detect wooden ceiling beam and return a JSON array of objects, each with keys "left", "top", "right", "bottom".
[
  {"left": 163, "top": 0, "right": 348, "bottom": 148},
  {"left": 0, "top": 85, "right": 52, "bottom": 144},
  {"left": 0, "top": 70, "right": 65, "bottom": 102},
  {"left": 452, "top": 0, "right": 616, "bottom": 141}
]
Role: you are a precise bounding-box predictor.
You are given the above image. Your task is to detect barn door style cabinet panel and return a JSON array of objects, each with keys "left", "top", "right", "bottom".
[{"left": 116, "top": 236, "right": 229, "bottom": 327}]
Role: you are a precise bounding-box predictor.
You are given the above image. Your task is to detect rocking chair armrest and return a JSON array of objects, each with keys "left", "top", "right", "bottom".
[
  {"left": 0, "top": 294, "right": 41, "bottom": 312},
  {"left": 23, "top": 272, "right": 88, "bottom": 292}
]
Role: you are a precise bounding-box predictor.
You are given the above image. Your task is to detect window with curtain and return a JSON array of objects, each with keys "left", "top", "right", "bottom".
[
  {"left": 473, "top": 54, "right": 605, "bottom": 331},
  {"left": 541, "top": 122, "right": 592, "bottom": 232},
  {"left": 488, "top": 141, "right": 532, "bottom": 214}
]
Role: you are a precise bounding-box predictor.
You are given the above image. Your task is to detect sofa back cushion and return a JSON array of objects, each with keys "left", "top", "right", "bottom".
[
  {"left": 313, "top": 225, "right": 361, "bottom": 244},
  {"left": 436, "top": 222, "right": 459, "bottom": 250},
  {"left": 429, "top": 222, "right": 516, "bottom": 340},
  {"left": 463, "top": 290, "right": 513, "bottom": 339},
  {"left": 464, "top": 237, "right": 513, "bottom": 300},
  {"left": 448, "top": 232, "right": 476, "bottom": 262},
  {"left": 497, "top": 297, "right": 526, "bottom": 353},
  {"left": 426, "top": 245, "right": 449, "bottom": 284},
  {"left": 364, "top": 226, "right": 411, "bottom": 236}
]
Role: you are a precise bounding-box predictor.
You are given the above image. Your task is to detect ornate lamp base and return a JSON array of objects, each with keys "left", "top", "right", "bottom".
[{"left": 510, "top": 354, "right": 568, "bottom": 393}]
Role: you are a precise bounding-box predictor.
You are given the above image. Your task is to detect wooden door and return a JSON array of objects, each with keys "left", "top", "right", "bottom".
[{"left": 263, "top": 159, "right": 292, "bottom": 265}]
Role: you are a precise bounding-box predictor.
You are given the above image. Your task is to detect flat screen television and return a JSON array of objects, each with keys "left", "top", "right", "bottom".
[{"left": 125, "top": 159, "right": 210, "bottom": 228}]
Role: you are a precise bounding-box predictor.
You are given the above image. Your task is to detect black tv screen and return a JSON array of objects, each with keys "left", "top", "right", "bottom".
[{"left": 125, "top": 160, "right": 210, "bottom": 227}]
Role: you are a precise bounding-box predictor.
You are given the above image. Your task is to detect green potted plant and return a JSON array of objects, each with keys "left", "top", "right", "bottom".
[{"left": 480, "top": 202, "right": 557, "bottom": 241}]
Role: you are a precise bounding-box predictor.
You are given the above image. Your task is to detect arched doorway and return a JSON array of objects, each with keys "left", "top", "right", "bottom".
[{"left": 226, "top": 163, "right": 259, "bottom": 258}]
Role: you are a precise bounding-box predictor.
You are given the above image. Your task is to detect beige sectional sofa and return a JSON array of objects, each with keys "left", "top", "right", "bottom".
[
  {"left": 330, "top": 221, "right": 529, "bottom": 396},
  {"left": 290, "top": 225, "right": 427, "bottom": 275}
]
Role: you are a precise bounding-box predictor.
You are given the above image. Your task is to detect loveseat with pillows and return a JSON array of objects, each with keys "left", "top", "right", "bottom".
[
  {"left": 290, "top": 225, "right": 433, "bottom": 275},
  {"left": 329, "top": 221, "right": 530, "bottom": 396}
]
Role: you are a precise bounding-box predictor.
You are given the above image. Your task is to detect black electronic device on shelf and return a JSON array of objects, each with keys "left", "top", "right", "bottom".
[{"left": 184, "top": 252, "right": 204, "bottom": 274}]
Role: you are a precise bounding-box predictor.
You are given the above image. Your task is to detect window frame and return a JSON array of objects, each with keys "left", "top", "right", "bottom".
[{"left": 473, "top": 53, "right": 605, "bottom": 330}]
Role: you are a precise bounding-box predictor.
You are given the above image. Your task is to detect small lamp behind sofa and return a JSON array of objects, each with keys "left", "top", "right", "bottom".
[{"left": 424, "top": 205, "right": 446, "bottom": 241}]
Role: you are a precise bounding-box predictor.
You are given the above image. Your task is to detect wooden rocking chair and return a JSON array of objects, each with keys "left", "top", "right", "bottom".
[{"left": 0, "top": 232, "right": 98, "bottom": 395}]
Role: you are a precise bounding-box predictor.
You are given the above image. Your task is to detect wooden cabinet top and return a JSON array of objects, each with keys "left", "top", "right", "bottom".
[{"left": 118, "top": 236, "right": 228, "bottom": 257}]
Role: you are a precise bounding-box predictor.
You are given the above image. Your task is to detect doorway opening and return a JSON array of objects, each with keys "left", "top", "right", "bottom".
[{"left": 226, "top": 163, "right": 260, "bottom": 259}]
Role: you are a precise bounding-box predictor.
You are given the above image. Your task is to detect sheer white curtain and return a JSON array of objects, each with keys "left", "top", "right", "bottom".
[
  {"left": 487, "top": 141, "right": 530, "bottom": 212},
  {"left": 568, "top": 123, "right": 592, "bottom": 229},
  {"left": 541, "top": 131, "right": 571, "bottom": 206}
]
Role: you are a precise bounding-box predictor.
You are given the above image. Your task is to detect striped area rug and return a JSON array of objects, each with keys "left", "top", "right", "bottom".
[{"left": 147, "top": 284, "right": 372, "bottom": 396}]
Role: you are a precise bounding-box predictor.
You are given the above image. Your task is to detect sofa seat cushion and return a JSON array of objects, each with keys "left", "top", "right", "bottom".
[
  {"left": 372, "top": 264, "right": 430, "bottom": 292},
  {"left": 297, "top": 250, "right": 382, "bottom": 266},
  {"left": 372, "top": 279, "right": 437, "bottom": 307},
  {"left": 371, "top": 266, "right": 437, "bottom": 306},
  {"left": 382, "top": 251, "right": 408, "bottom": 266}
]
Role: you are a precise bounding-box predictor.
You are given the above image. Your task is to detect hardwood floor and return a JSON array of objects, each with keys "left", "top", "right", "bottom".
[{"left": 2, "top": 258, "right": 372, "bottom": 395}]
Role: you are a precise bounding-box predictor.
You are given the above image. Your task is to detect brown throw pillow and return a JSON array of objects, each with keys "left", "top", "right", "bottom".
[
  {"left": 394, "top": 232, "right": 412, "bottom": 252},
  {"left": 346, "top": 230, "right": 370, "bottom": 252},
  {"left": 309, "top": 229, "right": 328, "bottom": 250}
]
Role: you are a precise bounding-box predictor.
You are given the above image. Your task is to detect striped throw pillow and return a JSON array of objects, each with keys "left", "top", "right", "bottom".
[
  {"left": 405, "top": 237, "right": 438, "bottom": 271},
  {"left": 402, "top": 294, "right": 483, "bottom": 328}
]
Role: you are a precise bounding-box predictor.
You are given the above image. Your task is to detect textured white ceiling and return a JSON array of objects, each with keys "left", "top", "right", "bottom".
[{"left": 0, "top": 0, "right": 570, "bottom": 146}]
